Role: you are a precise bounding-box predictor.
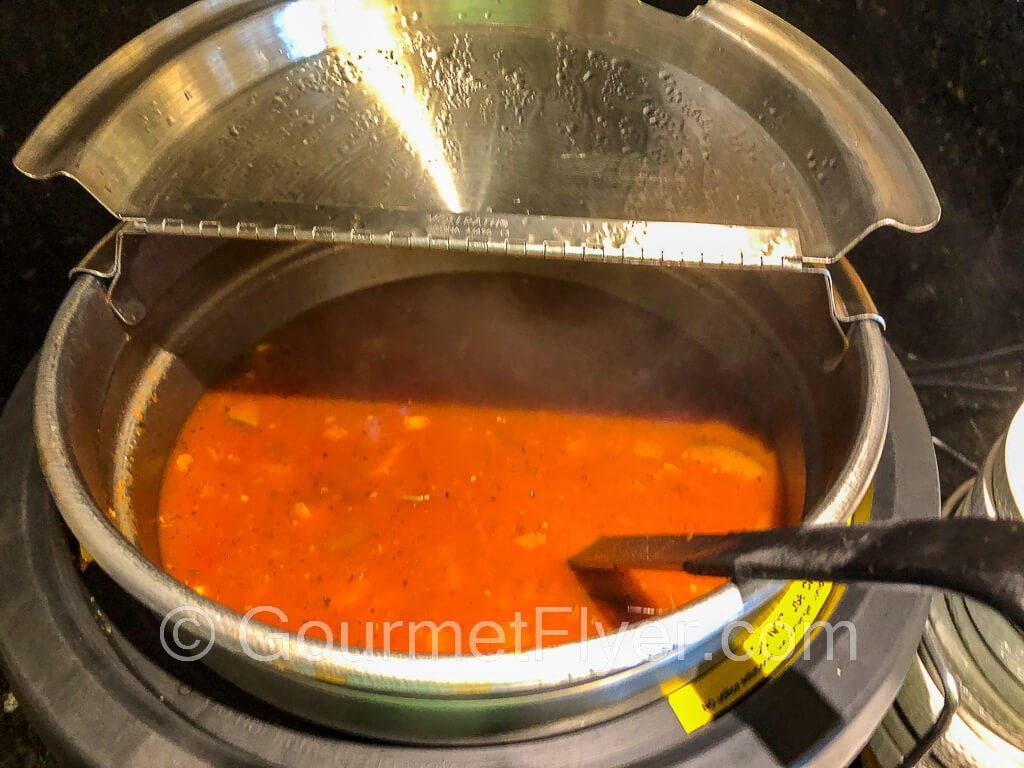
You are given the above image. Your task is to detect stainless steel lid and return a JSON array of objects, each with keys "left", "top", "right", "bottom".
[{"left": 14, "top": 0, "right": 939, "bottom": 265}]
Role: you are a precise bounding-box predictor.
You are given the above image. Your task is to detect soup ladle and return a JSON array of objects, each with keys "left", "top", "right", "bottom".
[{"left": 570, "top": 518, "right": 1024, "bottom": 633}]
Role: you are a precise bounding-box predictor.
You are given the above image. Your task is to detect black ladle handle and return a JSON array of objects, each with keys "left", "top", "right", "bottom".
[{"left": 683, "top": 519, "right": 1024, "bottom": 633}]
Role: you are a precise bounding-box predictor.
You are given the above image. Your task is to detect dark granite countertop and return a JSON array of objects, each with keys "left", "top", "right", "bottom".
[{"left": 2, "top": 1, "right": 1022, "bottom": 764}]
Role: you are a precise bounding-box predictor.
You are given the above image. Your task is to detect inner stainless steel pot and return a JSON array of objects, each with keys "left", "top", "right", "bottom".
[{"left": 35, "top": 228, "right": 888, "bottom": 742}]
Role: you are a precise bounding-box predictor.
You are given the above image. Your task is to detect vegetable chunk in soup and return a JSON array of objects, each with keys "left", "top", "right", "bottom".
[{"left": 157, "top": 273, "right": 798, "bottom": 654}]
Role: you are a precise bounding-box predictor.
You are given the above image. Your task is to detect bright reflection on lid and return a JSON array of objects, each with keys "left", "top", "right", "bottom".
[
  {"left": 612, "top": 221, "right": 802, "bottom": 265},
  {"left": 273, "top": 0, "right": 462, "bottom": 211}
]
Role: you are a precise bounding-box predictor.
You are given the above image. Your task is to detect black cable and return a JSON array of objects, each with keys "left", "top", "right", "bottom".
[
  {"left": 931, "top": 436, "right": 981, "bottom": 474},
  {"left": 910, "top": 377, "right": 1019, "bottom": 395},
  {"left": 903, "top": 342, "right": 1024, "bottom": 376}
]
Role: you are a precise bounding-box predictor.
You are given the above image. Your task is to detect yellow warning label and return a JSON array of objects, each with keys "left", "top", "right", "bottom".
[
  {"left": 661, "top": 578, "right": 836, "bottom": 731},
  {"left": 660, "top": 488, "right": 873, "bottom": 732}
]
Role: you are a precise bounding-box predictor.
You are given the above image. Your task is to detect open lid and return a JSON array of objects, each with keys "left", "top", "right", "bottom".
[{"left": 15, "top": 0, "right": 939, "bottom": 266}]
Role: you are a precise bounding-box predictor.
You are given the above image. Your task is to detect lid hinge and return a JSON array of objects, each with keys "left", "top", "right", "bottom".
[
  {"left": 110, "top": 212, "right": 809, "bottom": 267},
  {"left": 80, "top": 217, "right": 885, "bottom": 339}
]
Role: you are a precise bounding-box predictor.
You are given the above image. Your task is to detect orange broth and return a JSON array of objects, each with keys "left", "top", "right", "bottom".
[{"left": 156, "top": 274, "right": 795, "bottom": 654}]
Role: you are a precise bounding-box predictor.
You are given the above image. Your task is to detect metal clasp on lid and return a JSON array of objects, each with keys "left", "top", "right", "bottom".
[
  {"left": 69, "top": 223, "right": 149, "bottom": 326},
  {"left": 813, "top": 261, "right": 887, "bottom": 329}
]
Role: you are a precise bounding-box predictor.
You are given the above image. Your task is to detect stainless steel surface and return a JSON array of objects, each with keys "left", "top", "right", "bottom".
[
  {"left": 869, "top": 403, "right": 1024, "bottom": 768},
  {"left": 14, "top": 0, "right": 939, "bottom": 264},
  {"left": 971, "top": 400, "right": 1024, "bottom": 526},
  {"left": 1005, "top": 403, "right": 1024, "bottom": 516},
  {"left": 953, "top": 402, "right": 1024, "bottom": 740},
  {"left": 35, "top": 227, "right": 889, "bottom": 741}
]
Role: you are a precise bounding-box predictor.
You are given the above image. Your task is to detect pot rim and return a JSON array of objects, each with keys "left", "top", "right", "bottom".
[{"left": 34, "top": 236, "right": 890, "bottom": 696}]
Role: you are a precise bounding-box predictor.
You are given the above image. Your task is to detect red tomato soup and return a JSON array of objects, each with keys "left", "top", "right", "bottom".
[{"left": 157, "top": 274, "right": 799, "bottom": 654}]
